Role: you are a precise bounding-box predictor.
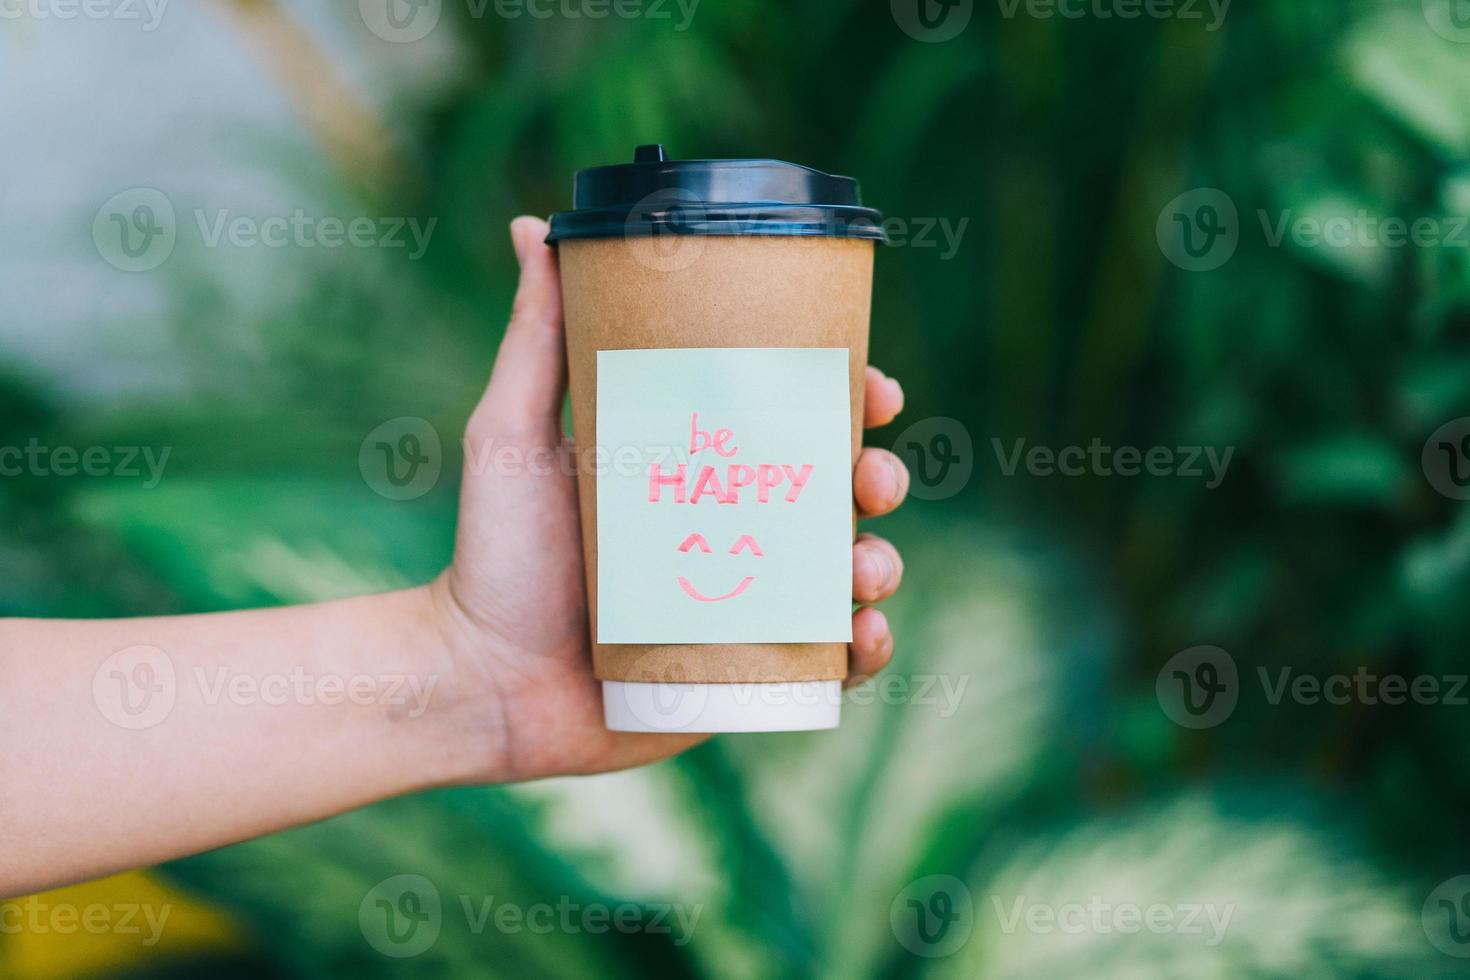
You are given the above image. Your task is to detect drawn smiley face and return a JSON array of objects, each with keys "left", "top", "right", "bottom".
[{"left": 676, "top": 532, "right": 764, "bottom": 602}]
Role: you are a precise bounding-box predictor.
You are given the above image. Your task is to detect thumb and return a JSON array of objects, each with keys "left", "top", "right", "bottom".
[{"left": 472, "top": 216, "right": 567, "bottom": 436}]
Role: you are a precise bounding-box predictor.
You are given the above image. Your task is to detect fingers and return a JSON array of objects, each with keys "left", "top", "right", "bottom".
[
  {"left": 848, "top": 534, "right": 902, "bottom": 687},
  {"left": 863, "top": 365, "right": 904, "bottom": 428},
  {"left": 850, "top": 366, "right": 905, "bottom": 689},
  {"left": 852, "top": 532, "right": 903, "bottom": 604},
  {"left": 471, "top": 217, "right": 567, "bottom": 437},
  {"left": 846, "top": 607, "right": 894, "bottom": 688},
  {"left": 854, "top": 446, "right": 909, "bottom": 518}
]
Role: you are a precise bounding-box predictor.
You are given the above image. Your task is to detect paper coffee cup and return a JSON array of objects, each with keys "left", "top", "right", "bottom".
[{"left": 547, "top": 145, "right": 884, "bottom": 733}]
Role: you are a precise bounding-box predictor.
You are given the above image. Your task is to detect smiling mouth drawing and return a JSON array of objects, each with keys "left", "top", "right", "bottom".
[
  {"left": 677, "top": 575, "right": 755, "bottom": 603},
  {"left": 677, "top": 532, "right": 762, "bottom": 603}
]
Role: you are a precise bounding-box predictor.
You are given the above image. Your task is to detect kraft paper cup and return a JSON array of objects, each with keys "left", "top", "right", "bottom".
[{"left": 547, "top": 145, "right": 884, "bottom": 734}]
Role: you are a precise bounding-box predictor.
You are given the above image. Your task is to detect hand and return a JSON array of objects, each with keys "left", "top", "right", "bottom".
[
  {"left": 0, "top": 216, "right": 908, "bottom": 895},
  {"left": 428, "top": 216, "right": 909, "bottom": 783}
]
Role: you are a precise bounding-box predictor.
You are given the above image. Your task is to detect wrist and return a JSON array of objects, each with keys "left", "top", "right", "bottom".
[
  {"left": 413, "top": 574, "right": 514, "bottom": 786},
  {"left": 322, "top": 583, "right": 510, "bottom": 792}
]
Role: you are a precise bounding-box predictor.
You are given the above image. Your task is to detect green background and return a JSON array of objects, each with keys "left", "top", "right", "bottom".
[{"left": 4, "top": 0, "right": 1470, "bottom": 976}]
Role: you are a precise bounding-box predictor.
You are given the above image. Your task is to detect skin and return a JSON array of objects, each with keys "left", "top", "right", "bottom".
[{"left": 0, "top": 217, "right": 908, "bottom": 899}]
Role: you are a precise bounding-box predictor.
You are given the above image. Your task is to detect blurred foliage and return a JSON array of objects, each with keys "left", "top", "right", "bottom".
[{"left": 4, "top": 0, "right": 1470, "bottom": 976}]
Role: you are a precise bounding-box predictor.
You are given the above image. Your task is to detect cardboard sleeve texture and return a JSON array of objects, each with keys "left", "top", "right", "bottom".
[{"left": 558, "top": 234, "right": 874, "bottom": 684}]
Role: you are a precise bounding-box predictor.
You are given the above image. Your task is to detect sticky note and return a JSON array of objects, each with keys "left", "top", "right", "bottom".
[{"left": 596, "top": 347, "right": 853, "bottom": 644}]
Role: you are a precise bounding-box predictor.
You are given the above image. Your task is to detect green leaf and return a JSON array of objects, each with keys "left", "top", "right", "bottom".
[
  {"left": 158, "top": 788, "right": 692, "bottom": 979},
  {"left": 940, "top": 790, "right": 1442, "bottom": 979},
  {"left": 1344, "top": 10, "right": 1470, "bottom": 157},
  {"left": 1270, "top": 437, "right": 1411, "bottom": 508}
]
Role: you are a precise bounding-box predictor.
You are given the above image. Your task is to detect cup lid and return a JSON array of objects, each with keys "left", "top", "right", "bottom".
[{"left": 545, "top": 144, "right": 887, "bottom": 243}]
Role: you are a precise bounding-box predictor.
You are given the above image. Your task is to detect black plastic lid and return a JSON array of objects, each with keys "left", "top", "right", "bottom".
[{"left": 545, "top": 144, "right": 887, "bottom": 243}]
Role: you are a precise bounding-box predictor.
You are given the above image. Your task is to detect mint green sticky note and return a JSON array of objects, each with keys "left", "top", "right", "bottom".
[{"left": 596, "top": 347, "right": 853, "bottom": 644}]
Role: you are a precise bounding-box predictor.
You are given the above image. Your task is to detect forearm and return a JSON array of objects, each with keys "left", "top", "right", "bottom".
[{"left": 0, "top": 585, "right": 493, "bottom": 898}]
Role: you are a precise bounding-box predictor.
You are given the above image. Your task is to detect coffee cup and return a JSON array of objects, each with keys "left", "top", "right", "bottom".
[{"left": 547, "top": 144, "right": 884, "bottom": 733}]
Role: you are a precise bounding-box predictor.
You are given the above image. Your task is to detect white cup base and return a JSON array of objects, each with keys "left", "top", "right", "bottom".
[{"left": 602, "top": 680, "right": 842, "bottom": 733}]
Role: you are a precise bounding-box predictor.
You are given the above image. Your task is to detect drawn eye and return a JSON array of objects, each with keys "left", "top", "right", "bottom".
[
  {"left": 677, "top": 533, "right": 764, "bottom": 556},
  {"left": 678, "top": 533, "right": 712, "bottom": 553},
  {"left": 729, "top": 535, "right": 763, "bottom": 556}
]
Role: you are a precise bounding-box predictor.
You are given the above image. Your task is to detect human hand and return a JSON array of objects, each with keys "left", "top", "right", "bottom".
[
  {"left": 428, "top": 216, "right": 909, "bottom": 783},
  {"left": 0, "top": 216, "right": 908, "bottom": 896}
]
